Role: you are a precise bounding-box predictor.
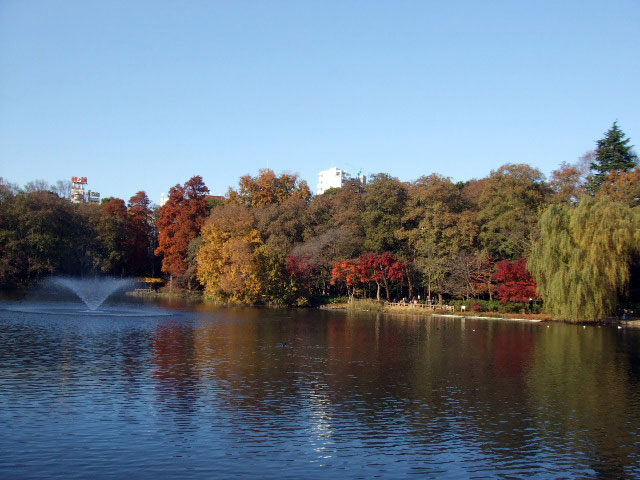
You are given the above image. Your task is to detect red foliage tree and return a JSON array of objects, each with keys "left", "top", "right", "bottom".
[
  {"left": 155, "top": 176, "right": 210, "bottom": 281},
  {"left": 286, "top": 253, "right": 316, "bottom": 293},
  {"left": 356, "top": 252, "right": 405, "bottom": 301},
  {"left": 494, "top": 258, "right": 539, "bottom": 303}
]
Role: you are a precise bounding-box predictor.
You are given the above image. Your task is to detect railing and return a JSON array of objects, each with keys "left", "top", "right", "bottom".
[
  {"left": 133, "top": 288, "right": 155, "bottom": 294},
  {"left": 386, "top": 303, "right": 455, "bottom": 312}
]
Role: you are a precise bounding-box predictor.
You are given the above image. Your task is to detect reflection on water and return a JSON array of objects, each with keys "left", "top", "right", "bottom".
[{"left": 1, "top": 303, "right": 639, "bottom": 479}]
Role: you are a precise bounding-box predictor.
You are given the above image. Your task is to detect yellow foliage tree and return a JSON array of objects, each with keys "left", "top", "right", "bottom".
[{"left": 197, "top": 204, "right": 263, "bottom": 303}]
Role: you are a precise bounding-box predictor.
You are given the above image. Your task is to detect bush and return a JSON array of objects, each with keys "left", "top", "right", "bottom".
[
  {"left": 295, "top": 297, "right": 310, "bottom": 307},
  {"left": 450, "top": 299, "right": 540, "bottom": 314},
  {"left": 471, "top": 302, "right": 484, "bottom": 312}
]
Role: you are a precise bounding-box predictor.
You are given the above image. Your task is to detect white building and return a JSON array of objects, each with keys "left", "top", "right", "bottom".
[{"left": 316, "top": 167, "right": 350, "bottom": 195}]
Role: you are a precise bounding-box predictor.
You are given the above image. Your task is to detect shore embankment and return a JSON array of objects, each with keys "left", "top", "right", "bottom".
[{"left": 321, "top": 301, "right": 552, "bottom": 322}]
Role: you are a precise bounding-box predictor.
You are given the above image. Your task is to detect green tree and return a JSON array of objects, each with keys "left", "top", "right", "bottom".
[
  {"left": 95, "top": 198, "right": 130, "bottom": 275},
  {"left": 397, "top": 174, "right": 478, "bottom": 302},
  {"left": 361, "top": 173, "right": 407, "bottom": 253},
  {"left": 127, "top": 191, "right": 154, "bottom": 276},
  {"left": 478, "top": 164, "right": 549, "bottom": 259},
  {"left": 588, "top": 122, "right": 638, "bottom": 192},
  {"left": 529, "top": 197, "right": 639, "bottom": 322}
]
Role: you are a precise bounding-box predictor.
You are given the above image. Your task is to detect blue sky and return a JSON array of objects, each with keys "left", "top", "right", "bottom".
[{"left": 1, "top": 0, "right": 639, "bottom": 204}]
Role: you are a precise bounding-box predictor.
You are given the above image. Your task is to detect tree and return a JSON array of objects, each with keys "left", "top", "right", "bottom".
[
  {"left": 444, "top": 252, "right": 493, "bottom": 300},
  {"left": 478, "top": 164, "right": 549, "bottom": 259},
  {"left": 330, "top": 259, "right": 360, "bottom": 302},
  {"left": 596, "top": 167, "right": 640, "bottom": 208},
  {"left": 493, "top": 258, "right": 538, "bottom": 304},
  {"left": 361, "top": 174, "right": 407, "bottom": 253},
  {"left": 95, "top": 198, "right": 130, "bottom": 275},
  {"left": 397, "top": 174, "right": 478, "bottom": 303},
  {"left": 286, "top": 253, "right": 317, "bottom": 297},
  {"left": 127, "top": 191, "right": 153, "bottom": 276},
  {"left": 155, "top": 176, "right": 210, "bottom": 283},
  {"left": 529, "top": 197, "right": 639, "bottom": 322},
  {"left": 588, "top": 122, "right": 638, "bottom": 192},
  {"left": 357, "top": 252, "right": 404, "bottom": 301},
  {"left": 228, "top": 169, "right": 311, "bottom": 207},
  {"left": 0, "top": 191, "right": 78, "bottom": 286},
  {"left": 197, "top": 203, "right": 263, "bottom": 303},
  {"left": 549, "top": 153, "right": 591, "bottom": 203}
]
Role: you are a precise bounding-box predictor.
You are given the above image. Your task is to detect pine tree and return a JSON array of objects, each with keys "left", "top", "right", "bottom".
[
  {"left": 588, "top": 122, "right": 638, "bottom": 192},
  {"left": 528, "top": 197, "right": 639, "bottom": 322}
]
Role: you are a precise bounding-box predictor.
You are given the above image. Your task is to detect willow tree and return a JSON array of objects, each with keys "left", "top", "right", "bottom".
[{"left": 529, "top": 197, "right": 638, "bottom": 322}]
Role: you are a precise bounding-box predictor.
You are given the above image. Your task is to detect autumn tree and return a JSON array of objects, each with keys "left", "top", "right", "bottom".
[
  {"left": 444, "top": 252, "right": 493, "bottom": 300},
  {"left": 529, "top": 197, "right": 639, "bottom": 322},
  {"left": 357, "top": 252, "right": 404, "bottom": 301},
  {"left": 330, "top": 259, "right": 360, "bottom": 302},
  {"left": 228, "top": 169, "right": 311, "bottom": 207},
  {"left": 596, "top": 167, "right": 640, "bottom": 208},
  {"left": 549, "top": 153, "right": 591, "bottom": 203},
  {"left": 155, "top": 176, "right": 210, "bottom": 284},
  {"left": 587, "top": 122, "right": 638, "bottom": 192},
  {"left": 286, "top": 253, "right": 317, "bottom": 297},
  {"left": 197, "top": 203, "right": 263, "bottom": 303},
  {"left": 493, "top": 258, "right": 538, "bottom": 306}
]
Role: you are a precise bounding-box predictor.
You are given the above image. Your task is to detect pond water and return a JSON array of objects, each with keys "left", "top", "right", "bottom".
[{"left": 1, "top": 299, "right": 640, "bottom": 479}]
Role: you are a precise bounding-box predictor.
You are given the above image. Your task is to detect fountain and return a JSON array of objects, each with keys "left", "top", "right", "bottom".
[
  {"left": 51, "top": 277, "right": 133, "bottom": 311},
  {"left": 0, "top": 276, "right": 171, "bottom": 318}
]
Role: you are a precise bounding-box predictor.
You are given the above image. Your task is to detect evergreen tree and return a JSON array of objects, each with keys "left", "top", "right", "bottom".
[{"left": 588, "top": 122, "right": 638, "bottom": 192}]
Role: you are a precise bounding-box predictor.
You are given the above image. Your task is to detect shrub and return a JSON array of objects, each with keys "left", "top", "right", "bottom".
[{"left": 471, "top": 302, "right": 484, "bottom": 312}]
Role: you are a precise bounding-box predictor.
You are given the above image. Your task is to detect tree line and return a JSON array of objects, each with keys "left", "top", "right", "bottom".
[{"left": 1, "top": 122, "right": 639, "bottom": 321}]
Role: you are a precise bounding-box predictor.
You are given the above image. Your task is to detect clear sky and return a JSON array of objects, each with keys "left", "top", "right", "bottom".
[{"left": 1, "top": 0, "right": 639, "bottom": 204}]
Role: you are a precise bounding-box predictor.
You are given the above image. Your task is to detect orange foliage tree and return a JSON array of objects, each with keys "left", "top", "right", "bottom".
[
  {"left": 155, "top": 176, "right": 210, "bottom": 282},
  {"left": 330, "top": 259, "right": 360, "bottom": 302},
  {"left": 228, "top": 169, "right": 311, "bottom": 207}
]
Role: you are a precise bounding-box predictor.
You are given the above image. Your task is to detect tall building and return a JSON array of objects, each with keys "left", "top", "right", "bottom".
[
  {"left": 316, "top": 167, "right": 366, "bottom": 195},
  {"left": 316, "top": 167, "right": 350, "bottom": 195},
  {"left": 71, "top": 177, "right": 100, "bottom": 203},
  {"left": 71, "top": 177, "right": 87, "bottom": 203}
]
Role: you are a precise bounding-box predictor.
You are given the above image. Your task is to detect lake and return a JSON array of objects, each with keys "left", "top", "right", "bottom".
[{"left": 1, "top": 299, "right": 639, "bottom": 479}]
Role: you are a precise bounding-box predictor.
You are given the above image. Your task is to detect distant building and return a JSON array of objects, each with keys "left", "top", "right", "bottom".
[
  {"left": 316, "top": 167, "right": 366, "bottom": 195},
  {"left": 71, "top": 177, "right": 100, "bottom": 203},
  {"left": 317, "top": 167, "right": 350, "bottom": 195},
  {"left": 71, "top": 177, "right": 87, "bottom": 203}
]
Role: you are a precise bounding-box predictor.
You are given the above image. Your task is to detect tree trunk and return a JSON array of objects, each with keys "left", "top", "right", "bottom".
[
  {"left": 376, "top": 282, "right": 381, "bottom": 301},
  {"left": 383, "top": 278, "right": 390, "bottom": 301}
]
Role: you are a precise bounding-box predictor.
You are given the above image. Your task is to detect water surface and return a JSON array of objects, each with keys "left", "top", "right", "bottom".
[{"left": 1, "top": 301, "right": 639, "bottom": 479}]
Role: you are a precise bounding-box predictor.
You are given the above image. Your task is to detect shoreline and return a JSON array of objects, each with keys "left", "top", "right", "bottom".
[{"left": 128, "top": 290, "right": 637, "bottom": 325}]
